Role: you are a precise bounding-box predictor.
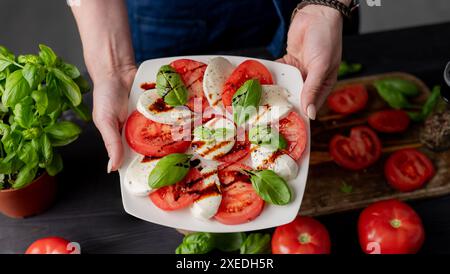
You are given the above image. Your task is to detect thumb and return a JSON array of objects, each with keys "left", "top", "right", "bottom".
[
  {"left": 301, "top": 65, "right": 329, "bottom": 120},
  {"left": 96, "top": 118, "right": 124, "bottom": 173}
]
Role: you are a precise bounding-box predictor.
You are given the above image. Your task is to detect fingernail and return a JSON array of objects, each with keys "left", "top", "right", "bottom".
[
  {"left": 306, "top": 104, "right": 316, "bottom": 120},
  {"left": 107, "top": 158, "right": 112, "bottom": 174}
]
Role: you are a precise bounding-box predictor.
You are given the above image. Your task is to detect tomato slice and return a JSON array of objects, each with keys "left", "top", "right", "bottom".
[
  {"left": 329, "top": 126, "right": 382, "bottom": 170},
  {"left": 272, "top": 216, "right": 331, "bottom": 254},
  {"left": 216, "top": 129, "right": 251, "bottom": 164},
  {"left": 222, "top": 60, "right": 273, "bottom": 107},
  {"left": 125, "top": 111, "right": 190, "bottom": 157},
  {"left": 384, "top": 149, "right": 435, "bottom": 192},
  {"left": 217, "top": 163, "right": 252, "bottom": 185},
  {"left": 327, "top": 84, "right": 368, "bottom": 115},
  {"left": 368, "top": 110, "right": 410, "bottom": 133},
  {"left": 275, "top": 111, "right": 307, "bottom": 161},
  {"left": 170, "top": 59, "right": 209, "bottom": 112},
  {"left": 25, "top": 237, "right": 72, "bottom": 254},
  {"left": 149, "top": 168, "right": 203, "bottom": 211},
  {"left": 214, "top": 181, "right": 264, "bottom": 225}
]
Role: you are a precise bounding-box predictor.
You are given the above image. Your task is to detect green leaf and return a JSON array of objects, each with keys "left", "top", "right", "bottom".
[
  {"left": 17, "top": 54, "right": 42, "bottom": 65},
  {"left": 175, "top": 232, "right": 215, "bottom": 254},
  {"left": 13, "top": 96, "right": 34, "bottom": 128},
  {"left": 213, "top": 233, "right": 246, "bottom": 252},
  {"left": 249, "top": 125, "right": 287, "bottom": 150},
  {"left": 45, "top": 81, "right": 62, "bottom": 114},
  {"left": 19, "top": 141, "right": 39, "bottom": 166},
  {"left": 13, "top": 164, "right": 38, "bottom": 189},
  {"left": 31, "top": 88, "right": 49, "bottom": 115},
  {"left": 59, "top": 62, "right": 80, "bottom": 79},
  {"left": 246, "top": 169, "right": 291, "bottom": 205},
  {"left": 156, "top": 65, "right": 188, "bottom": 106},
  {"left": 375, "top": 78, "right": 419, "bottom": 97},
  {"left": 74, "top": 76, "right": 90, "bottom": 94},
  {"left": 46, "top": 152, "right": 63, "bottom": 176},
  {"left": 71, "top": 102, "right": 92, "bottom": 121},
  {"left": 374, "top": 81, "right": 413, "bottom": 109},
  {"left": 240, "top": 233, "right": 271, "bottom": 254},
  {"left": 44, "top": 121, "right": 81, "bottom": 145},
  {"left": 0, "top": 159, "right": 12, "bottom": 174},
  {"left": 407, "top": 86, "right": 441, "bottom": 122},
  {"left": 232, "top": 79, "right": 262, "bottom": 125},
  {"left": 2, "top": 70, "right": 31, "bottom": 107},
  {"left": 0, "top": 46, "right": 15, "bottom": 72},
  {"left": 340, "top": 182, "right": 353, "bottom": 194},
  {"left": 41, "top": 133, "right": 53, "bottom": 165},
  {"left": 338, "top": 61, "right": 362, "bottom": 78},
  {"left": 148, "top": 153, "right": 191, "bottom": 188},
  {"left": 51, "top": 68, "right": 82, "bottom": 106},
  {"left": 1, "top": 129, "right": 21, "bottom": 154},
  {"left": 38, "top": 44, "right": 57, "bottom": 67},
  {"left": 22, "top": 63, "right": 45, "bottom": 90}
]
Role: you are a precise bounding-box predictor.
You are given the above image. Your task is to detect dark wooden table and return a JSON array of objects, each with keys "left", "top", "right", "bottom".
[{"left": 1, "top": 23, "right": 450, "bottom": 254}]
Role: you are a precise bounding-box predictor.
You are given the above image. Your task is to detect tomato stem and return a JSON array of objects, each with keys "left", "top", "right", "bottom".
[
  {"left": 390, "top": 219, "right": 402, "bottom": 229},
  {"left": 298, "top": 233, "right": 311, "bottom": 244}
]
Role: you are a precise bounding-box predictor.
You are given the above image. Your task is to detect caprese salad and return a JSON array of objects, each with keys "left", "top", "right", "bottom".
[{"left": 123, "top": 57, "right": 307, "bottom": 225}]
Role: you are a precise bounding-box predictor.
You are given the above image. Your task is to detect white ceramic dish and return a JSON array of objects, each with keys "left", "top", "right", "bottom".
[{"left": 119, "top": 55, "right": 310, "bottom": 232}]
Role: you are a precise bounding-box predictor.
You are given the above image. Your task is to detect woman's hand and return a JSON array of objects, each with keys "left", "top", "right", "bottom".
[
  {"left": 92, "top": 66, "right": 137, "bottom": 173},
  {"left": 278, "top": 5, "right": 344, "bottom": 120}
]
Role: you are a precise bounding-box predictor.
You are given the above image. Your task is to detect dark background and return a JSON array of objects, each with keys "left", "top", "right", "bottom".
[{"left": 0, "top": 0, "right": 450, "bottom": 254}]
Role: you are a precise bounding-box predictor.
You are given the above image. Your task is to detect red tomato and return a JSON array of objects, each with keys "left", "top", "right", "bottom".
[
  {"left": 385, "top": 149, "right": 435, "bottom": 192},
  {"left": 358, "top": 199, "right": 425, "bottom": 254},
  {"left": 217, "top": 130, "right": 251, "bottom": 164},
  {"left": 149, "top": 168, "right": 203, "bottom": 211},
  {"left": 217, "top": 163, "right": 252, "bottom": 185},
  {"left": 125, "top": 111, "right": 190, "bottom": 157},
  {"left": 276, "top": 111, "right": 307, "bottom": 161},
  {"left": 330, "top": 126, "right": 382, "bottom": 170},
  {"left": 222, "top": 60, "right": 273, "bottom": 107},
  {"left": 327, "top": 84, "right": 368, "bottom": 115},
  {"left": 272, "top": 216, "right": 331, "bottom": 254},
  {"left": 214, "top": 172, "right": 264, "bottom": 225},
  {"left": 368, "top": 110, "right": 410, "bottom": 133},
  {"left": 25, "top": 237, "right": 75, "bottom": 254},
  {"left": 170, "top": 59, "right": 209, "bottom": 112}
]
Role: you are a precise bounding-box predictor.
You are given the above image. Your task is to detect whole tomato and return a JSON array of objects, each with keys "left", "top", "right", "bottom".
[
  {"left": 272, "top": 216, "right": 331, "bottom": 254},
  {"left": 25, "top": 237, "right": 79, "bottom": 254},
  {"left": 358, "top": 199, "right": 425, "bottom": 254}
]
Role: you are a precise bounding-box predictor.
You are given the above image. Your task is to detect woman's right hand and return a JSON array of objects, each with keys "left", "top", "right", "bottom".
[{"left": 92, "top": 66, "right": 137, "bottom": 173}]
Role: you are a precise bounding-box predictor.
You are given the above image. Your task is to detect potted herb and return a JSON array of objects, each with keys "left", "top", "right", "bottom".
[{"left": 0, "top": 44, "right": 90, "bottom": 218}]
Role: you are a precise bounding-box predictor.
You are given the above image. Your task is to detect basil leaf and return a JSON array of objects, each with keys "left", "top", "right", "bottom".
[
  {"left": 240, "top": 233, "right": 271, "bottom": 254},
  {"left": 148, "top": 153, "right": 192, "bottom": 188},
  {"left": 19, "top": 141, "right": 39, "bottom": 166},
  {"left": 374, "top": 81, "right": 412, "bottom": 109},
  {"left": 22, "top": 63, "right": 45, "bottom": 90},
  {"left": 193, "top": 125, "right": 213, "bottom": 141},
  {"left": 407, "top": 85, "right": 441, "bottom": 122},
  {"left": 246, "top": 169, "right": 291, "bottom": 205},
  {"left": 44, "top": 121, "right": 81, "bottom": 145},
  {"left": 2, "top": 70, "right": 31, "bottom": 107},
  {"left": 51, "top": 68, "right": 82, "bottom": 106},
  {"left": 375, "top": 78, "right": 419, "bottom": 97},
  {"left": 31, "top": 88, "right": 48, "bottom": 116},
  {"left": 0, "top": 158, "right": 12, "bottom": 174},
  {"left": 59, "top": 62, "right": 80, "bottom": 79},
  {"left": 45, "top": 81, "right": 62, "bottom": 114},
  {"left": 41, "top": 133, "right": 53, "bottom": 165},
  {"left": 338, "top": 61, "right": 362, "bottom": 78},
  {"left": 156, "top": 65, "right": 188, "bottom": 106},
  {"left": 232, "top": 79, "right": 262, "bottom": 125},
  {"left": 213, "top": 233, "right": 246, "bottom": 252},
  {"left": 13, "top": 96, "right": 34, "bottom": 128},
  {"left": 46, "top": 152, "right": 63, "bottom": 176},
  {"left": 17, "top": 54, "right": 42, "bottom": 65},
  {"left": 0, "top": 46, "right": 15, "bottom": 72},
  {"left": 74, "top": 76, "right": 90, "bottom": 94},
  {"left": 71, "top": 102, "right": 92, "bottom": 122},
  {"left": 1, "top": 129, "right": 21, "bottom": 154},
  {"left": 176, "top": 232, "right": 215, "bottom": 254},
  {"left": 38, "top": 44, "right": 57, "bottom": 67},
  {"left": 249, "top": 125, "right": 287, "bottom": 149},
  {"left": 13, "top": 164, "right": 38, "bottom": 189}
]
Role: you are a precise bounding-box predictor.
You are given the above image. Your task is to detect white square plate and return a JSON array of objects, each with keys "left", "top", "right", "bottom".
[{"left": 119, "top": 55, "right": 310, "bottom": 232}]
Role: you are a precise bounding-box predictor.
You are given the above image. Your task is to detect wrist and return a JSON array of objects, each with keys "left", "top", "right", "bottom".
[{"left": 86, "top": 49, "right": 136, "bottom": 85}]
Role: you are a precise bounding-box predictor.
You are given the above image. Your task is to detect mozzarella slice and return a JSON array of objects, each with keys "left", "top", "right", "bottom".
[
  {"left": 191, "top": 166, "right": 222, "bottom": 220},
  {"left": 124, "top": 155, "right": 159, "bottom": 196},
  {"left": 247, "top": 85, "right": 293, "bottom": 125},
  {"left": 137, "top": 89, "right": 193, "bottom": 125},
  {"left": 192, "top": 117, "right": 236, "bottom": 160},
  {"left": 250, "top": 144, "right": 298, "bottom": 181},
  {"left": 203, "top": 57, "right": 234, "bottom": 112}
]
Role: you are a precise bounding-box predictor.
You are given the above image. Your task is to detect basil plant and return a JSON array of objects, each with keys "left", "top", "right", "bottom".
[{"left": 0, "top": 44, "right": 91, "bottom": 190}]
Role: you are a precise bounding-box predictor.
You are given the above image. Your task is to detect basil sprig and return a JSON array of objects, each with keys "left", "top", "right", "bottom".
[
  {"left": 232, "top": 79, "right": 262, "bottom": 125},
  {"left": 240, "top": 233, "right": 271, "bottom": 254},
  {"left": 249, "top": 125, "right": 287, "bottom": 150},
  {"left": 338, "top": 61, "right": 362, "bottom": 78},
  {"left": 244, "top": 169, "right": 291, "bottom": 205},
  {"left": 156, "top": 65, "right": 188, "bottom": 106},
  {"left": 407, "top": 86, "right": 441, "bottom": 122},
  {"left": 148, "top": 153, "right": 192, "bottom": 189},
  {"left": 193, "top": 126, "right": 233, "bottom": 142}
]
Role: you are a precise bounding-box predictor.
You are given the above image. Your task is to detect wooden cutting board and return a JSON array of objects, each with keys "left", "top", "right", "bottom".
[{"left": 299, "top": 72, "right": 450, "bottom": 216}]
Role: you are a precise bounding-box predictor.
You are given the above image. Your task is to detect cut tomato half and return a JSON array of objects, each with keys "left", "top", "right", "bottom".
[{"left": 327, "top": 84, "right": 368, "bottom": 115}]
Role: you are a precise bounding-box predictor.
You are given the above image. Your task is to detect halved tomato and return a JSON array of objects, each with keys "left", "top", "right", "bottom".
[
  {"left": 214, "top": 181, "right": 264, "bottom": 225},
  {"left": 327, "top": 84, "right": 368, "bottom": 115},
  {"left": 222, "top": 60, "right": 273, "bottom": 107},
  {"left": 276, "top": 111, "right": 307, "bottom": 161},
  {"left": 330, "top": 126, "right": 382, "bottom": 170},
  {"left": 217, "top": 163, "right": 252, "bottom": 185},
  {"left": 385, "top": 149, "right": 435, "bottom": 192},
  {"left": 125, "top": 111, "right": 190, "bottom": 157},
  {"left": 170, "top": 59, "right": 209, "bottom": 112},
  {"left": 149, "top": 168, "right": 203, "bottom": 211},
  {"left": 368, "top": 110, "right": 410, "bottom": 133},
  {"left": 217, "top": 129, "right": 251, "bottom": 164}
]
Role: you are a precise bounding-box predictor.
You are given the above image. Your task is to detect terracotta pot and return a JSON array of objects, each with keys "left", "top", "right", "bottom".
[{"left": 0, "top": 172, "right": 56, "bottom": 218}]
